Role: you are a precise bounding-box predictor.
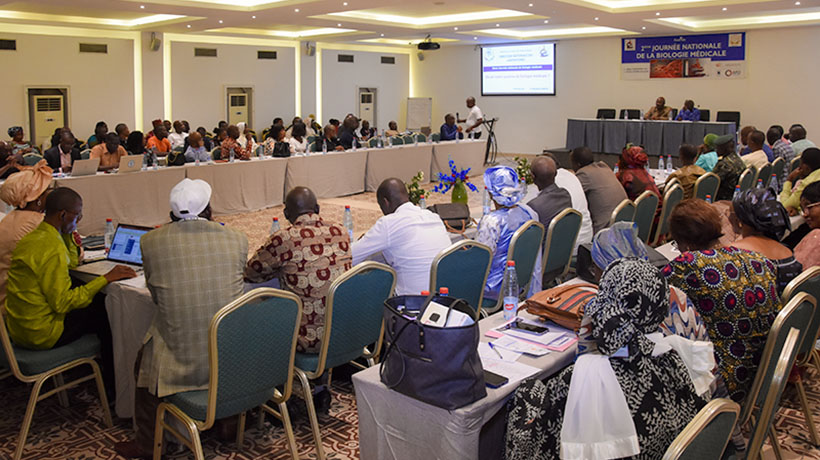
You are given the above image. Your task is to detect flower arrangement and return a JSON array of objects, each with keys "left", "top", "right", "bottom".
[
  {"left": 433, "top": 159, "right": 478, "bottom": 204},
  {"left": 514, "top": 156, "right": 534, "bottom": 185},
  {"left": 406, "top": 170, "right": 425, "bottom": 205}
]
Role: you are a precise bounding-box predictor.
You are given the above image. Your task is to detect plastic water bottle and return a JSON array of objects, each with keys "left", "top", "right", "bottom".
[
  {"left": 414, "top": 135, "right": 419, "bottom": 147},
  {"left": 419, "top": 193, "right": 426, "bottom": 209},
  {"left": 482, "top": 186, "right": 491, "bottom": 216},
  {"left": 104, "top": 219, "right": 115, "bottom": 252},
  {"left": 733, "top": 184, "right": 741, "bottom": 199},
  {"left": 229, "top": 148, "right": 235, "bottom": 163},
  {"left": 770, "top": 173, "right": 778, "bottom": 192},
  {"left": 658, "top": 155, "right": 665, "bottom": 173},
  {"left": 322, "top": 139, "right": 327, "bottom": 155},
  {"left": 666, "top": 155, "right": 673, "bottom": 174},
  {"left": 269, "top": 217, "right": 280, "bottom": 234},
  {"left": 377, "top": 133, "right": 383, "bottom": 149},
  {"left": 428, "top": 134, "right": 433, "bottom": 144},
  {"left": 343, "top": 205, "right": 354, "bottom": 242},
  {"left": 352, "top": 138, "right": 358, "bottom": 152},
  {"left": 439, "top": 287, "right": 449, "bottom": 296},
  {"left": 456, "top": 132, "right": 461, "bottom": 144},
  {"left": 613, "top": 164, "right": 619, "bottom": 175},
  {"left": 705, "top": 194, "right": 712, "bottom": 204},
  {"left": 502, "top": 261, "right": 519, "bottom": 321},
  {"left": 757, "top": 178, "right": 763, "bottom": 189},
  {"left": 387, "top": 135, "right": 393, "bottom": 148},
  {"left": 152, "top": 150, "right": 159, "bottom": 170}
]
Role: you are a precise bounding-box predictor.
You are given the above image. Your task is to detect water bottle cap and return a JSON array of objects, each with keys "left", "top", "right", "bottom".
[
  {"left": 421, "top": 290, "right": 430, "bottom": 296},
  {"left": 706, "top": 194, "right": 711, "bottom": 199},
  {"left": 345, "top": 205, "right": 350, "bottom": 209},
  {"left": 736, "top": 184, "right": 740, "bottom": 188},
  {"left": 439, "top": 287, "right": 449, "bottom": 295},
  {"left": 507, "top": 260, "right": 515, "bottom": 267},
  {"left": 273, "top": 217, "right": 278, "bottom": 222},
  {"left": 106, "top": 218, "right": 112, "bottom": 222}
]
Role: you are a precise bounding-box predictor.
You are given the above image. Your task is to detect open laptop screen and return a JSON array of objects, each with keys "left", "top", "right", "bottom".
[{"left": 107, "top": 224, "right": 152, "bottom": 265}]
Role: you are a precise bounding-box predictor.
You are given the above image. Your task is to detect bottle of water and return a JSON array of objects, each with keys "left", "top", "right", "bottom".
[
  {"left": 229, "top": 148, "right": 235, "bottom": 163},
  {"left": 613, "top": 164, "right": 619, "bottom": 175},
  {"left": 502, "top": 261, "right": 519, "bottom": 321},
  {"left": 377, "top": 133, "right": 383, "bottom": 149},
  {"left": 756, "top": 178, "right": 763, "bottom": 189},
  {"left": 428, "top": 134, "right": 433, "bottom": 144},
  {"left": 419, "top": 193, "right": 426, "bottom": 209},
  {"left": 343, "top": 205, "right": 354, "bottom": 242},
  {"left": 322, "top": 139, "right": 328, "bottom": 155},
  {"left": 658, "top": 155, "right": 665, "bottom": 173},
  {"left": 387, "top": 135, "right": 393, "bottom": 148},
  {"left": 269, "top": 217, "right": 280, "bottom": 234},
  {"left": 352, "top": 138, "right": 358, "bottom": 152},
  {"left": 456, "top": 131, "right": 461, "bottom": 144},
  {"left": 666, "top": 155, "right": 673, "bottom": 174},
  {"left": 414, "top": 135, "right": 419, "bottom": 147},
  {"left": 104, "top": 218, "right": 115, "bottom": 252},
  {"left": 152, "top": 149, "right": 159, "bottom": 170},
  {"left": 195, "top": 154, "right": 200, "bottom": 167},
  {"left": 483, "top": 186, "right": 491, "bottom": 215},
  {"left": 733, "top": 184, "right": 741, "bottom": 199},
  {"left": 705, "top": 194, "right": 712, "bottom": 204},
  {"left": 770, "top": 173, "right": 778, "bottom": 192},
  {"left": 439, "top": 287, "right": 449, "bottom": 296}
]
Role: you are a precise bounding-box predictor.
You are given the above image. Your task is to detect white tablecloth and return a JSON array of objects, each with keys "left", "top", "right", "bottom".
[
  {"left": 184, "top": 157, "right": 288, "bottom": 216},
  {"left": 365, "top": 144, "right": 432, "bottom": 191},
  {"left": 431, "top": 140, "right": 486, "bottom": 181},
  {"left": 353, "top": 310, "right": 576, "bottom": 460},
  {"left": 285, "top": 150, "right": 368, "bottom": 198}
]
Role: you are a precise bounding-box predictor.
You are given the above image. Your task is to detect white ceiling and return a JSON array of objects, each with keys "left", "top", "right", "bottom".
[{"left": 0, "top": 0, "right": 817, "bottom": 45}]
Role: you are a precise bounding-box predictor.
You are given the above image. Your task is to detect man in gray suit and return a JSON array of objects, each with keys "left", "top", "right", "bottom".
[
  {"left": 571, "top": 146, "right": 628, "bottom": 234},
  {"left": 115, "top": 178, "right": 248, "bottom": 459},
  {"left": 527, "top": 156, "right": 572, "bottom": 236}
]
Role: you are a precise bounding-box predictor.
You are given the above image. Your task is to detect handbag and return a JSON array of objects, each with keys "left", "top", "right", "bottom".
[
  {"left": 520, "top": 283, "right": 598, "bottom": 331},
  {"left": 380, "top": 295, "right": 487, "bottom": 410},
  {"left": 428, "top": 203, "right": 471, "bottom": 233}
]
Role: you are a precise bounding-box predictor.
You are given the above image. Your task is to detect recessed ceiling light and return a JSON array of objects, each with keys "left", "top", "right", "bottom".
[
  {"left": 795, "top": 1, "right": 801, "bottom": 4},
  {"left": 642, "top": 26, "right": 646, "bottom": 29},
  {"left": 473, "top": 36, "right": 477, "bottom": 40},
  {"left": 594, "top": 17, "right": 599, "bottom": 20},
  {"left": 528, "top": 3, "right": 533, "bottom": 6},
  {"left": 294, "top": 8, "right": 300, "bottom": 12},
  {"left": 186, "top": 24, "right": 191, "bottom": 28},
  {"left": 454, "top": 26, "right": 458, "bottom": 30},
  {"left": 218, "top": 19, "right": 223, "bottom": 23},
  {"left": 655, "top": 12, "right": 660, "bottom": 16},
  {"left": 251, "top": 15, "right": 256, "bottom": 18},
  {"left": 380, "top": 33, "right": 384, "bottom": 36},
  {"left": 140, "top": 4, "right": 145, "bottom": 8},
  {"left": 343, "top": 1, "right": 348, "bottom": 4},
  {"left": 721, "top": 7, "right": 727, "bottom": 11},
  {"left": 543, "top": 19, "right": 549, "bottom": 23},
  {"left": 337, "top": 23, "right": 342, "bottom": 26},
  {"left": 496, "top": 23, "right": 500, "bottom": 27}
]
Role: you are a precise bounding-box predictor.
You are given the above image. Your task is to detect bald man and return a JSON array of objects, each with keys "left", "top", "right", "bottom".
[
  {"left": 527, "top": 156, "right": 572, "bottom": 240},
  {"left": 245, "top": 186, "right": 351, "bottom": 353},
  {"left": 458, "top": 96, "right": 484, "bottom": 138},
  {"left": 353, "top": 178, "right": 451, "bottom": 295},
  {"left": 644, "top": 97, "right": 671, "bottom": 120}
]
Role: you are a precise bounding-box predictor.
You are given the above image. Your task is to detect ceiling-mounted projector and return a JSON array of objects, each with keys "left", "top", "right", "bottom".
[{"left": 417, "top": 34, "right": 440, "bottom": 51}]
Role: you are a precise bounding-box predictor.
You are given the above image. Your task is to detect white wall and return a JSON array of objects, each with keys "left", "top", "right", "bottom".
[
  {"left": 414, "top": 25, "right": 820, "bottom": 155},
  {"left": 169, "top": 41, "right": 296, "bottom": 133},
  {"left": 321, "top": 48, "right": 409, "bottom": 131},
  {"left": 0, "top": 32, "right": 135, "bottom": 144}
]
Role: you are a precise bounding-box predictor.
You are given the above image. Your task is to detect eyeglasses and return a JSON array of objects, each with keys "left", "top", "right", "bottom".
[{"left": 802, "top": 202, "right": 820, "bottom": 215}]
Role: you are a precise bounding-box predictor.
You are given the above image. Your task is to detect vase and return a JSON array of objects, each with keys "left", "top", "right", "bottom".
[{"left": 451, "top": 181, "right": 469, "bottom": 204}]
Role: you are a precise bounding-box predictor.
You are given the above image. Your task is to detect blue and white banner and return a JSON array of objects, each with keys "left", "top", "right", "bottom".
[{"left": 621, "top": 32, "right": 745, "bottom": 80}]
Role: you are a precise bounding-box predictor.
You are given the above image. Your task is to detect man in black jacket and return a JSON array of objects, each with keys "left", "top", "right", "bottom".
[{"left": 44, "top": 131, "right": 81, "bottom": 172}]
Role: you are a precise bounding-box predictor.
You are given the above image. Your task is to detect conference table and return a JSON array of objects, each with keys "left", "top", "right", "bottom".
[
  {"left": 285, "top": 149, "right": 368, "bottom": 198},
  {"left": 365, "top": 144, "right": 432, "bottom": 192},
  {"left": 431, "top": 139, "right": 486, "bottom": 180},
  {"left": 565, "top": 118, "right": 736, "bottom": 156}
]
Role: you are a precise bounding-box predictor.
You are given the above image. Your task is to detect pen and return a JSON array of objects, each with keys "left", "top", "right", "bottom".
[{"left": 488, "top": 342, "right": 504, "bottom": 360}]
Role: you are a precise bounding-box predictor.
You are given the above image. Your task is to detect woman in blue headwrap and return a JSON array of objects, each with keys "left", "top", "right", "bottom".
[{"left": 477, "top": 165, "right": 542, "bottom": 300}]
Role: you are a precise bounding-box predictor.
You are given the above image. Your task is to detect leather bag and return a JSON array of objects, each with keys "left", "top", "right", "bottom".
[
  {"left": 520, "top": 283, "right": 598, "bottom": 331},
  {"left": 428, "top": 203, "right": 471, "bottom": 233}
]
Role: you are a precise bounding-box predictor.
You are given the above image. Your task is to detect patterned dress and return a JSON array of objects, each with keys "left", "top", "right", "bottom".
[
  {"left": 662, "top": 247, "right": 782, "bottom": 402},
  {"left": 244, "top": 213, "right": 352, "bottom": 352}
]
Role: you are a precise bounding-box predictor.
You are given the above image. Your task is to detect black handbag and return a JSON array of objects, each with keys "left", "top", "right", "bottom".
[
  {"left": 380, "top": 295, "right": 487, "bottom": 410},
  {"left": 428, "top": 203, "right": 471, "bottom": 233}
]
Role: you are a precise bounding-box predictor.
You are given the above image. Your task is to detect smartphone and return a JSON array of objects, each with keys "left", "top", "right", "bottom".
[
  {"left": 506, "top": 319, "right": 549, "bottom": 335},
  {"left": 483, "top": 370, "right": 509, "bottom": 389}
]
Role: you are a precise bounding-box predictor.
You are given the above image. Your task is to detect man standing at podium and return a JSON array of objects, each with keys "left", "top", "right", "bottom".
[{"left": 458, "top": 97, "right": 484, "bottom": 139}]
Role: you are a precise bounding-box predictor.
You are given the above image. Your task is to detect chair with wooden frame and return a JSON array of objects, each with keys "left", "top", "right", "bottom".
[
  {"left": 650, "top": 184, "right": 683, "bottom": 247},
  {"left": 430, "top": 240, "right": 492, "bottom": 317},
  {"left": 756, "top": 163, "right": 773, "bottom": 188},
  {"left": 771, "top": 157, "right": 786, "bottom": 188},
  {"left": 633, "top": 191, "right": 660, "bottom": 243},
  {"left": 693, "top": 172, "right": 721, "bottom": 201},
  {"left": 608, "top": 198, "right": 636, "bottom": 226},
  {"left": 738, "top": 167, "right": 756, "bottom": 193},
  {"left": 661, "top": 398, "right": 740, "bottom": 460}
]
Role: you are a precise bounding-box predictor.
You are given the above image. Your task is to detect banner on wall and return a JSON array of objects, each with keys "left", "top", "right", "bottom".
[{"left": 621, "top": 32, "right": 745, "bottom": 80}]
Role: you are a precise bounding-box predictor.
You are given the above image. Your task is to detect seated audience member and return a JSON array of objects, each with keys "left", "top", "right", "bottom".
[
  {"left": 526, "top": 155, "right": 571, "bottom": 238},
  {"left": 737, "top": 125, "right": 755, "bottom": 154},
  {"left": 337, "top": 115, "right": 361, "bottom": 150},
  {"left": 440, "top": 113, "right": 463, "bottom": 141},
  {"left": 183, "top": 131, "right": 210, "bottom": 163},
  {"left": 0, "top": 141, "right": 23, "bottom": 179},
  {"left": 6, "top": 188, "right": 135, "bottom": 396},
  {"left": 245, "top": 186, "right": 351, "bottom": 351},
  {"left": 215, "top": 127, "right": 228, "bottom": 146},
  {"left": 220, "top": 124, "right": 253, "bottom": 161},
  {"left": 477, "top": 166, "right": 542, "bottom": 300},
  {"left": 712, "top": 134, "right": 745, "bottom": 201},
  {"left": 616, "top": 145, "right": 663, "bottom": 202},
  {"left": 329, "top": 118, "right": 340, "bottom": 128},
  {"left": 194, "top": 127, "right": 213, "bottom": 151},
  {"left": 285, "top": 116, "right": 303, "bottom": 139},
  {"left": 163, "top": 120, "right": 172, "bottom": 134},
  {"left": 675, "top": 99, "right": 701, "bottom": 121},
  {"left": 359, "top": 120, "right": 376, "bottom": 140},
  {"left": 781, "top": 147, "right": 820, "bottom": 214},
  {"left": 591, "top": 223, "right": 709, "bottom": 341},
  {"left": 740, "top": 130, "right": 770, "bottom": 170},
  {"left": 541, "top": 152, "right": 594, "bottom": 253},
  {"left": 696, "top": 133, "right": 719, "bottom": 172},
  {"left": 794, "top": 181, "right": 820, "bottom": 268},
  {"left": 506, "top": 258, "right": 710, "bottom": 460},
  {"left": 8, "top": 126, "right": 34, "bottom": 155},
  {"left": 768, "top": 125, "right": 795, "bottom": 163},
  {"left": 87, "top": 121, "right": 108, "bottom": 148},
  {"left": 115, "top": 178, "right": 247, "bottom": 459},
  {"left": 212, "top": 120, "right": 227, "bottom": 138},
  {"left": 288, "top": 122, "right": 309, "bottom": 155},
  {"left": 644, "top": 96, "right": 671, "bottom": 120},
  {"left": 0, "top": 162, "right": 53, "bottom": 309},
  {"left": 385, "top": 121, "right": 400, "bottom": 137},
  {"left": 663, "top": 199, "right": 781, "bottom": 403},
  {"left": 115, "top": 123, "right": 130, "bottom": 148},
  {"left": 167, "top": 121, "right": 187, "bottom": 150},
  {"left": 317, "top": 124, "right": 344, "bottom": 152},
  {"left": 145, "top": 119, "right": 162, "bottom": 141},
  {"left": 732, "top": 188, "right": 801, "bottom": 293},
  {"left": 789, "top": 124, "right": 816, "bottom": 159},
  {"left": 571, "top": 146, "right": 628, "bottom": 234},
  {"left": 740, "top": 130, "right": 774, "bottom": 162},
  {"left": 307, "top": 114, "right": 322, "bottom": 136},
  {"left": 90, "top": 132, "right": 128, "bottom": 171},
  {"left": 236, "top": 121, "right": 257, "bottom": 151},
  {"left": 44, "top": 131, "right": 81, "bottom": 172},
  {"left": 665, "top": 144, "right": 705, "bottom": 199},
  {"left": 146, "top": 124, "right": 171, "bottom": 156},
  {"left": 263, "top": 125, "right": 290, "bottom": 157},
  {"left": 126, "top": 131, "right": 145, "bottom": 157},
  {"left": 353, "top": 178, "right": 451, "bottom": 295}
]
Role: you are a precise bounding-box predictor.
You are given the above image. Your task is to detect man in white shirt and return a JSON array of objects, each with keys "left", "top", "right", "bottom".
[
  {"left": 458, "top": 97, "right": 484, "bottom": 139},
  {"left": 167, "top": 121, "right": 188, "bottom": 150},
  {"left": 352, "top": 178, "right": 452, "bottom": 295},
  {"left": 741, "top": 130, "right": 769, "bottom": 171},
  {"left": 542, "top": 152, "right": 594, "bottom": 253}
]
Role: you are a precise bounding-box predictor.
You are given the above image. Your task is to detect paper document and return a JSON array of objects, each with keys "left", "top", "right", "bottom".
[
  {"left": 491, "top": 335, "right": 550, "bottom": 357},
  {"left": 478, "top": 341, "right": 522, "bottom": 362},
  {"left": 480, "top": 357, "right": 540, "bottom": 387}
]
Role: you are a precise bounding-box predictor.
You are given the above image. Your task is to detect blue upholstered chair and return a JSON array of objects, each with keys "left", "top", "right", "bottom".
[
  {"left": 153, "top": 288, "right": 303, "bottom": 460},
  {"left": 80, "top": 148, "right": 91, "bottom": 160},
  {"left": 790, "top": 157, "right": 802, "bottom": 175},
  {"left": 482, "top": 220, "right": 545, "bottom": 315},
  {"left": 22, "top": 153, "right": 43, "bottom": 166},
  {"left": 402, "top": 135, "right": 415, "bottom": 144},
  {"left": 390, "top": 136, "right": 404, "bottom": 146},
  {"left": 293, "top": 262, "right": 396, "bottom": 460},
  {"left": 633, "top": 191, "right": 659, "bottom": 243},
  {"left": 211, "top": 147, "right": 221, "bottom": 161},
  {"left": 368, "top": 137, "right": 379, "bottom": 148},
  {"left": 430, "top": 240, "right": 492, "bottom": 316},
  {"left": 542, "top": 208, "right": 582, "bottom": 287},
  {"left": 693, "top": 172, "right": 720, "bottom": 201},
  {"left": 415, "top": 133, "right": 427, "bottom": 143},
  {"left": 738, "top": 167, "right": 756, "bottom": 193},
  {"left": 771, "top": 158, "right": 786, "bottom": 187},
  {"left": 756, "top": 163, "right": 773, "bottom": 188},
  {"left": 431, "top": 133, "right": 441, "bottom": 143},
  {"left": 609, "top": 199, "right": 636, "bottom": 226},
  {"left": 662, "top": 399, "right": 740, "bottom": 460},
  {"left": 0, "top": 310, "right": 112, "bottom": 460},
  {"left": 650, "top": 184, "right": 683, "bottom": 247}
]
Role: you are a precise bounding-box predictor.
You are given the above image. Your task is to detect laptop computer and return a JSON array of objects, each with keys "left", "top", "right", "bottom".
[
  {"left": 73, "top": 224, "right": 152, "bottom": 276},
  {"left": 70, "top": 158, "right": 100, "bottom": 177},
  {"left": 117, "top": 155, "right": 143, "bottom": 174}
]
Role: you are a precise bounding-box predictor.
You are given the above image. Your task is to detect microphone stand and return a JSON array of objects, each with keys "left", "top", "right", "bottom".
[{"left": 482, "top": 117, "right": 499, "bottom": 165}]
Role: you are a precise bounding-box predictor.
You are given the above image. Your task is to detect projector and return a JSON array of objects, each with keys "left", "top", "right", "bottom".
[{"left": 417, "top": 42, "right": 440, "bottom": 51}]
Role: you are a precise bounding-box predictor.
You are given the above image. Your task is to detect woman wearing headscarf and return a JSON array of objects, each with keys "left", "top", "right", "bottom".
[
  {"left": 506, "top": 258, "right": 712, "bottom": 460},
  {"left": 8, "top": 126, "right": 34, "bottom": 155},
  {"left": 794, "top": 181, "right": 820, "bottom": 268},
  {"left": 235, "top": 122, "right": 257, "bottom": 152},
  {"left": 0, "top": 161, "right": 54, "bottom": 308},
  {"left": 731, "top": 187, "right": 802, "bottom": 293},
  {"left": 663, "top": 199, "right": 782, "bottom": 404},
  {"left": 616, "top": 145, "right": 663, "bottom": 202},
  {"left": 126, "top": 130, "right": 146, "bottom": 157},
  {"left": 591, "top": 222, "right": 709, "bottom": 342},
  {"left": 477, "top": 166, "right": 542, "bottom": 301}
]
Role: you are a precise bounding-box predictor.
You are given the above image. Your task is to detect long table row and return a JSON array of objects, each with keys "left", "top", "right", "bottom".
[{"left": 55, "top": 140, "right": 485, "bottom": 235}]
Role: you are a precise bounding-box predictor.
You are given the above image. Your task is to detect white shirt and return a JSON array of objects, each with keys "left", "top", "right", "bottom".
[
  {"left": 555, "top": 168, "right": 594, "bottom": 250},
  {"left": 352, "top": 202, "right": 453, "bottom": 295},
  {"left": 742, "top": 149, "right": 769, "bottom": 171},
  {"left": 168, "top": 132, "right": 188, "bottom": 150},
  {"left": 466, "top": 105, "right": 483, "bottom": 134},
  {"left": 288, "top": 137, "right": 308, "bottom": 154}
]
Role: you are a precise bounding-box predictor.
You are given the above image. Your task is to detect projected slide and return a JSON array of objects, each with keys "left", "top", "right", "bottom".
[{"left": 482, "top": 43, "right": 555, "bottom": 96}]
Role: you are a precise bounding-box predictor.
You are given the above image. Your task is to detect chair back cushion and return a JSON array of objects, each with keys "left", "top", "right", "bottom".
[
  {"left": 694, "top": 173, "right": 720, "bottom": 200},
  {"left": 433, "top": 242, "right": 492, "bottom": 314},
  {"left": 738, "top": 168, "right": 755, "bottom": 192},
  {"left": 654, "top": 185, "right": 683, "bottom": 245},
  {"left": 543, "top": 209, "right": 582, "bottom": 281},
  {"left": 634, "top": 192, "right": 659, "bottom": 242},
  {"left": 782, "top": 267, "right": 820, "bottom": 364},
  {"left": 663, "top": 399, "right": 739, "bottom": 460},
  {"left": 757, "top": 163, "right": 773, "bottom": 187},
  {"left": 509, "top": 221, "right": 544, "bottom": 290}
]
